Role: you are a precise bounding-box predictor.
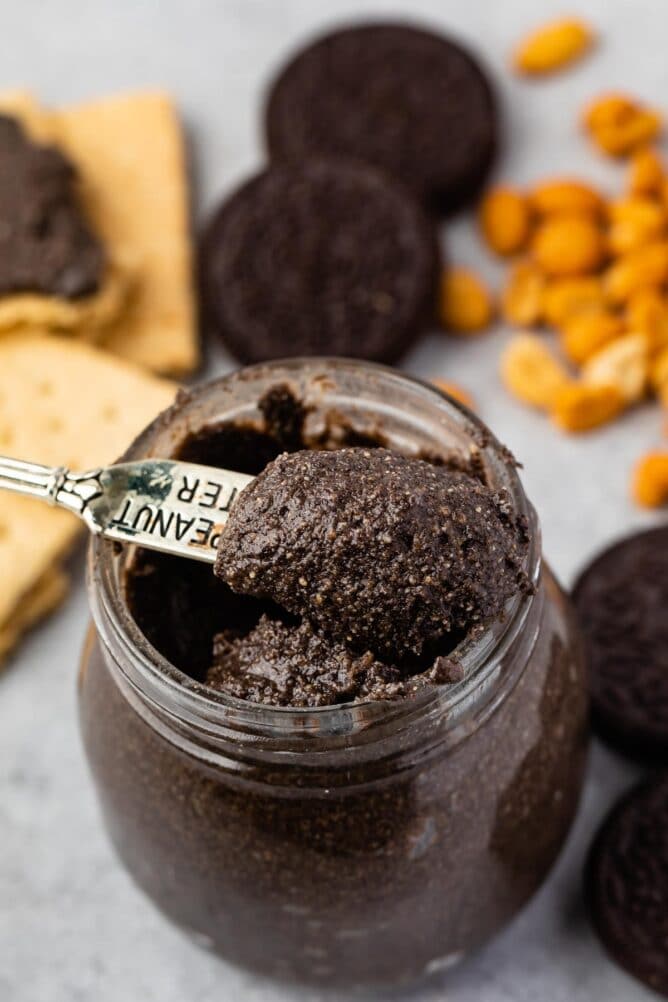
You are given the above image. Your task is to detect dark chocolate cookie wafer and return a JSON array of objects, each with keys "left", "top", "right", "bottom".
[
  {"left": 200, "top": 158, "right": 440, "bottom": 363},
  {"left": 572, "top": 527, "right": 668, "bottom": 761},
  {"left": 585, "top": 774, "right": 668, "bottom": 997},
  {"left": 264, "top": 23, "right": 498, "bottom": 215}
]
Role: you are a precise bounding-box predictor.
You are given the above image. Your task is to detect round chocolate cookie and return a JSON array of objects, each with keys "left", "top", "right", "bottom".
[
  {"left": 264, "top": 23, "right": 498, "bottom": 214},
  {"left": 200, "top": 158, "right": 440, "bottom": 363},
  {"left": 585, "top": 774, "right": 668, "bottom": 997},
  {"left": 572, "top": 527, "right": 668, "bottom": 761}
]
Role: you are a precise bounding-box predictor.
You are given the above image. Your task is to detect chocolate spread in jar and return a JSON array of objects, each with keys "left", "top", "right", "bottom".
[
  {"left": 0, "top": 115, "right": 104, "bottom": 298},
  {"left": 127, "top": 385, "right": 530, "bottom": 707},
  {"left": 82, "top": 376, "right": 588, "bottom": 989}
]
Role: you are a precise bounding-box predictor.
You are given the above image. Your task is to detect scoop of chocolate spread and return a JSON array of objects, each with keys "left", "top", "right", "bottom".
[
  {"left": 0, "top": 115, "right": 104, "bottom": 298},
  {"left": 215, "top": 448, "right": 530, "bottom": 664}
]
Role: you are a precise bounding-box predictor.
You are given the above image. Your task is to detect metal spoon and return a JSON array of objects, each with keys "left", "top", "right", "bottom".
[{"left": 0, "top": 455, "right": 254, "bottom": 563}]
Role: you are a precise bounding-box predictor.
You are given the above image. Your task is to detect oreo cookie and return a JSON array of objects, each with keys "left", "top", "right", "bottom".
[
  {"left": 200, "top": 158, "right": 440, "bottom": 363},
  {"left": 585, "top": 774, "right": 668, "bottom": 997},
  {"left": 264, "top": 23, "right": 498, "bottom": 215},
  {"left": 572, "top": 526, "right": 668, "bottom": 761}
]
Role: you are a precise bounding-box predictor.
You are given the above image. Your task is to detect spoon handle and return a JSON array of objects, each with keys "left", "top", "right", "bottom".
[
  {"left": 0, "top": 455, "right": 68, "bottom": 503},
  {"left": 0, "top": 455, "right": 254, "bottom": 564}
]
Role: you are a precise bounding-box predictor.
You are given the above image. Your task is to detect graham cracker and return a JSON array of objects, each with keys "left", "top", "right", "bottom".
[
  {"left": 56, "top": 91, "right": 198, "bottom": 376},
  {"left": 0, "top": 333, "right": 177, "bottom": 665},
  {"left": 0, "top": 90, "right": 132, "bottom": 340},
  {"left": 0, "top": 90, "right": 197, "bottom": 376}
]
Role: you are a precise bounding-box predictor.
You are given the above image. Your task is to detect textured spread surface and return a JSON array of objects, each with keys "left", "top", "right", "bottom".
[
  {"left": 0, "top": 114, "right": 104, "bottom": 299},
  {"left": 208, "top": 615, "right": 401, "bottom": 706},
  {"left": 217, "top": 448, "right": 529, "bottom": 666},
  {"left": 208, "top": 612, "right": 465, "bottom": 706},
  {"left": 0, "top": 91, "right": 129, "bottom": 338}
]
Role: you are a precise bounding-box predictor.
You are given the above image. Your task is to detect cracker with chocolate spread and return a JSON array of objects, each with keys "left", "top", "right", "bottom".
[
  {"left": 0, "top": 333, "right": 176, "bottom": 665},
  {"left": 0, "top": 92, "right": 130, "bottom": 340},
  {"left": 0, "top": 90, "right": 197, "bottom": 376}
]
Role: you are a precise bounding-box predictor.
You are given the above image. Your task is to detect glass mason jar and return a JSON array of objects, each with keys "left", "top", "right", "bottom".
[{"left": 79, "top": 359, "right": 588, "bottom": 989}]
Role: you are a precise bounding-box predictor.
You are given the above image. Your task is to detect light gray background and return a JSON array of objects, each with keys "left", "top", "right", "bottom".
[{"left": 1, "top": 1, "right": 665, "bottom": 999}]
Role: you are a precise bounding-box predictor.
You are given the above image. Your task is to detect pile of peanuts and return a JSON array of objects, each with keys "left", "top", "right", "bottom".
[{"left": 438, "top": 17, "right": 668, "bottom": 508}]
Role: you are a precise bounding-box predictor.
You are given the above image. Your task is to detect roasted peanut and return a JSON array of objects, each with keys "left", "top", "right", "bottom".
[
  {"left": 479, "top": 187, "right": 532, "bottom": 256},
  {"left": 628, "top": 147, "right": 664, "bottom": 197},
  {"left": 439, "top": 267, "right": 494, "bottom": 334},
  {"left": 582, "top": 333, "right": 648, "bottom": 403},
  {"left": 531, "top": 214, "right": 606, "bottom": 276},
  {"left": 542, "top": 276, "right": 606, "bottom": 327},
  {"left": 632, "top": 452, "right": 668, "bottom": 507},
  {"left": 513, "top": 18, "right": 594, "bottom": 75},
  {"left": 604, "top": 241, "right": 668, "bottom": 303},
  {"left": 551, "top": 383, "right": 626, "bottom": 432},
  {"left": 560, "top": 311, "right": 624, "bottom": 365},
  {"left": 501, "top": 334, "right": 571, "bottom": 410},
  {"left": 607, "top": 196, "right": 666, "bottom": 255},
  {"left": 431, "top": 379, "right": 475, "bottom": 410},
  {"left": 584, "top": 94, "right": 634, "bottom": 132},
  {"left": 626, "top": 289, "right": 668, "bottom": 355},
  {"left": 501, "top": 260, "right": 545, "bottom": 326},
  {"left": 584, "top": 93, "right": 662, "bottom": 157},
  {"left": 530, "top": 179, "right": 604, "bottom": 218}
]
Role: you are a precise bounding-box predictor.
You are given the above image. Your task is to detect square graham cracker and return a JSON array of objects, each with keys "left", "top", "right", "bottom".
[
  {"left": 0, "top": 90, "right": 198, "bottom": 376},
  {"left": 0, "top": 91, "right": 130, "bottom": 340}
]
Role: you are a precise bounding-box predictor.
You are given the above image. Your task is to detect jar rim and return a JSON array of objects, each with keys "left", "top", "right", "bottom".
[{"left": 88, "top": 357, "right": 542, "bottom": 742}]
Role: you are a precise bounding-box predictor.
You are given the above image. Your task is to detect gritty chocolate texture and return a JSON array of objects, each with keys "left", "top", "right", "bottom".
[
  {"left": 209, "top": 615, "right": 402, "bottom": 707},
  {"left": 213, "top": 447, "right": 529, "bottom": 703},
  {"left": 209, "top": 615, "right": 465, "bottom": 708},
  {"left": 0, "top": 115, "right": 104, "bottom": 298}
]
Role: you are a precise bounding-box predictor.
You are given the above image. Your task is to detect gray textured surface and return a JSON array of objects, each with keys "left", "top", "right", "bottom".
[{"left": 0, "top": 1, "right": 665, "bottom": 999}]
